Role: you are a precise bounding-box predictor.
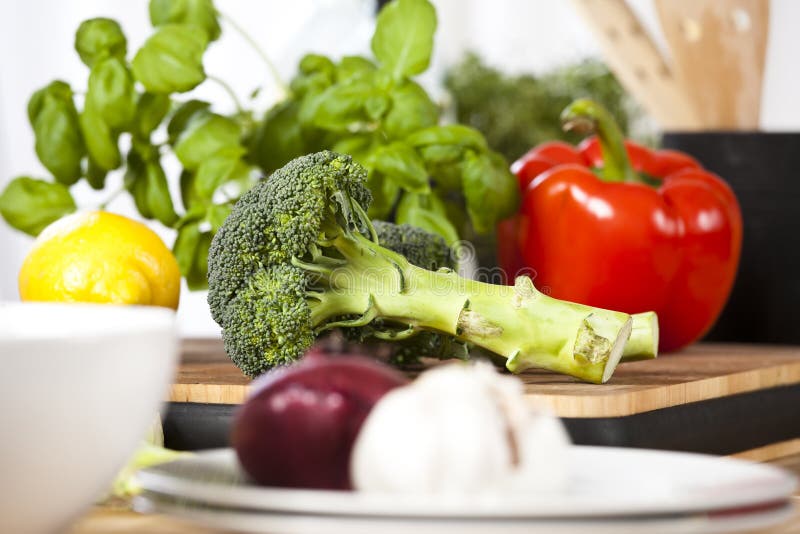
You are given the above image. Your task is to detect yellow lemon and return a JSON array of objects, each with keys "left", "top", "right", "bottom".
[{"left": 18, "top": 211, "right": 180, "bottom": 309}]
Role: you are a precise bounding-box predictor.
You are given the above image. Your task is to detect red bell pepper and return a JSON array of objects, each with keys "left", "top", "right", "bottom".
[{"left": 499, "top": 100, "right": 742, "bottom": 352}]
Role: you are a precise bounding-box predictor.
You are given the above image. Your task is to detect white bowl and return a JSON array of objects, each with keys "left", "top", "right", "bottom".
[{"left": 0, "top": 302, "right": 178, "bottom": 534}]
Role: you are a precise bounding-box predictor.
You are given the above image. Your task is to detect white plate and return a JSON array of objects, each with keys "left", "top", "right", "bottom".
[
  {"left": 134, "top": 493, "right": 795, "bottom": 534},
  {"left": 137, "top": 447, "right": 796, "bottom": 519}
]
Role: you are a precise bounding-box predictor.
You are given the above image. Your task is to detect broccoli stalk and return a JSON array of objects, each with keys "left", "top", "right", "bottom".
[
  {"left": 624, "top": 311, "right": 659, "bottom": 362},
  {"left": 208, "top": 151, "right": 655, "bottom": 384},
  {"left": 371, "top": 220, "right": 656, "bottom": 365},
  {"left": 351, "top": 221, "right": 469, "bottom": 365},
  {"left": 303, "top": 229, "right": 631, "bottom": 383}
]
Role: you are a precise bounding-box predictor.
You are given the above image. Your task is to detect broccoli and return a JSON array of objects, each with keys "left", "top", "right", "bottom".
[
  {"left": 351, "top": 221, "right": 468, "bottom": 365},
  {"left": 208, "top": 151, "right": 655, "bottom": 383}
]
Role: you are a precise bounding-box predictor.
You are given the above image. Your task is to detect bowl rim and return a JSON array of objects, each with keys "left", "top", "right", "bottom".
[{"left": 0, "top": 301, "right": 176, "bottom": 340}]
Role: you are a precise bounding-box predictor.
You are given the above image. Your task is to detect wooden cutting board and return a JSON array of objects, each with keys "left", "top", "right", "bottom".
[{"left": 172, "top": 341, "right": 800, "bottom": 418}]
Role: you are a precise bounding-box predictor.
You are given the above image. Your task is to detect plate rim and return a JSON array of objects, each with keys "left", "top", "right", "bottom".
[
  {"left": 133, "top": 493, "right": 796, "bottom": 534},
  {"left": 136, "top": 446, "right": 797, "bottom": 519}
]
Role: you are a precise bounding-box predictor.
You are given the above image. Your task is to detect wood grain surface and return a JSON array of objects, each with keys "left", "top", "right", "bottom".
[{"left": 172, "top": 341, "right": 800, "bottom": 418}]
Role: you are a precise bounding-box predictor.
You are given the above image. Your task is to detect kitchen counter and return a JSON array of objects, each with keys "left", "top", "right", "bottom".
[{"left": 68, "top": 451, "right": 800, "bottom": 534}]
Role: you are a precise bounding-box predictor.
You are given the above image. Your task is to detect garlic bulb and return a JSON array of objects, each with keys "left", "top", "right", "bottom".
[{"left": 350, "top": 361, "right": 570, "bottom": 494}]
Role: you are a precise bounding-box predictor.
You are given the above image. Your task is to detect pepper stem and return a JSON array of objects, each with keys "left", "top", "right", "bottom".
[{"left": 561, "top": 99, "right": 639, "bottom": 184}]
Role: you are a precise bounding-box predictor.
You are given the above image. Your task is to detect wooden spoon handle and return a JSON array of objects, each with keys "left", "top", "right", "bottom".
[
  {"left": 655, "top": 0, "right": 769, "bottom": 129},
  {"left": 571, "top": 0, "right": 702, "bottom": 130}
]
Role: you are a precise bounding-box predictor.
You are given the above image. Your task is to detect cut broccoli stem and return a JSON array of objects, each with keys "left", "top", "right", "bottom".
[
  {"left": 621, "top": 311, "right": 659, "bottom": 362},
  {"left": 457, "top": 276, "right": 632, "bottom": 384},
  {"left": 307, "top": 230, "right": 634, "bottom": 384}
]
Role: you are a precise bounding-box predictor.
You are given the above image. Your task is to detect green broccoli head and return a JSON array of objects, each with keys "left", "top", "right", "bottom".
[{"left": 208, "top": 151, "right": 373, "bottom": 376}]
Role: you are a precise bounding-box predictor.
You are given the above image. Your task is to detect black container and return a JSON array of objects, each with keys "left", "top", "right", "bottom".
[{"left": 662, "top": 132, "right": 800, "bottom": 344}]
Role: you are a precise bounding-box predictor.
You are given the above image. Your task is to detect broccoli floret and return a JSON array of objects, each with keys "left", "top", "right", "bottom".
[
  {"left": 372, "top": 221, "right": 455, "bottom": 272},
  {"left": 208, "top": 151, "right": 653, "bottom": 383},
  {"left": 388, "top": 331, "right": 469, "bottom": 366},
  {"left": 220, "top": 265, "right": 314, "bottom": 376}
]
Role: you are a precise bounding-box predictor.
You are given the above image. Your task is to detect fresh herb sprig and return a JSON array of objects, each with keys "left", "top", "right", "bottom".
[
  {"left": 247, "top": 0, "right": 517, "bottom": 242},
  {"left": 2, "top": 0, "right": 252, "bottom": 289},
  {"left": 0, "top": 0, "right": 517, "bottom": 289},
  {"left": 445, "top": 53, "right": 638, "bottom": 162}
]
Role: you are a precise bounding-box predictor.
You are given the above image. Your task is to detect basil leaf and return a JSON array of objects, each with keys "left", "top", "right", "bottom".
[
  {"left": 366, "top": 171, "right": 399, "bottom": 220},
  {"left": 125, "top": 148, "right": 178, "bottom": 226},
  {"left": 173, "top": 222, "right": 211, "bottom": 290},
  {"left": 488, "top": 150, "right": 520, "bottom": 219},
  {"left": 180, "top": 170, "right": 202, "bottom": 211},
  {"left": 124, "top": 150, "right": 150, "bottom": 218},
  {"left": 298, "top": 54, "right": 335, "bottom": 77},
  {"left": 195, "top": 146, "right": 248, "bottom": 198},
  {"left": 28, "top": 81, "right": 74, "bottom": 123},
  {"left": 302, "top": 82, "right": 376, "bottom": 131},
  {"left": 86, "top": 158, "right": 108, "bottom": 190},
  {"left": 372, "top": 0, "right": 436, "bottom": 80},
  {"left": 291, "top": 71, "right": 334, "bottom": 99},
  {"left": 79, "top": 103, "right": 121, "bottom": 171},
  {"left": 336, "top": 56, "right": 376, "bottom": 82},
  {"left": 0, "top": 177, "right": 76, "bottom": 236},
  {"left": 149, "top": 0, "right": 221, "bottom": 42},
  {"left": 144, "top": 159, "right": 179, "bottom": 226},
  {"left": 173, "top": 222, "right": 200, "bottom": 285},
  {"left": 461, "top": 150, "right": 519, "bottom": 234},
  {"left": 175, "top": 206, "right": 206, "bottom": 230},
  {"left": 248, "top": 100, "right": 305, "bottom": 173},
  {"left": 206, "top": 202, "right": 232, "bottom": 232},
  {"left": 189, "top": 231, "right": 212, "bottom": 290},
  {"left": 132, "top": 24, "right": 207, "bottom": 93},
  {"left": 290, "top": 55, "right": 335, "bottom": 99},
  {"left": 134, "top": 92, "right": 171, "bottom": 138},
  {"left": 364, "top": 94, "right": 390, "bottom": 121},
  {"left": 74, "top": 18, "right": 127, "bottom": 67},
  {"left": 331, "top": 134, "right": 375, "bottom": 164},
  {"left": 368, "top": 142, "right": 429, "bottom": 194},
  {"left": 167, "top": 99, "right": 210, "bottom": 144},
  {"left": 395, "top": 191, "right": 459, "bottom": 244},
  {"left": 173, "top": 111, "right": 240, "bottom": 171},
  {"left": 384, "top": 80, "right": 438, "bottom": 140},
  {"left": 86, "top": 56, "right": 136, "bottom": 129},
  {"left": 28, "top": 83, "right": 84, "bottom": 185},
  {"left": 427, "top": 162, "right": 463, "bottom": 193},
  {"left": 405, "top": 124, "right": 487, "bottom": 151},
  {"left": 419, "top": 144, "right": 463, "bottom": 164}
]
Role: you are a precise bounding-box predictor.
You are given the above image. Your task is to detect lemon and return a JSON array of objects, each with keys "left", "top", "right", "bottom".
[{"left": 18, "top": 211, "right": 180, "bottom": 309}]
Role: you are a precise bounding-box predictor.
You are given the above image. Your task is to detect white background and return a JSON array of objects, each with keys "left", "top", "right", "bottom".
[{"left": 1, "top": 0, "right": 798, "bottom": 337}]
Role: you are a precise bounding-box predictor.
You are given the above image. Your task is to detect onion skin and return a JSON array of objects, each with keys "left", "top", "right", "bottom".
[{"left": 232, "top": 352, "right": 408, "bottom": 490}]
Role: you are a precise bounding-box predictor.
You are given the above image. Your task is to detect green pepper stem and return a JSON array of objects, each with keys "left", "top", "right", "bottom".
[{"left": 561, "top": 99, "right": 640, "bottom": 184}]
